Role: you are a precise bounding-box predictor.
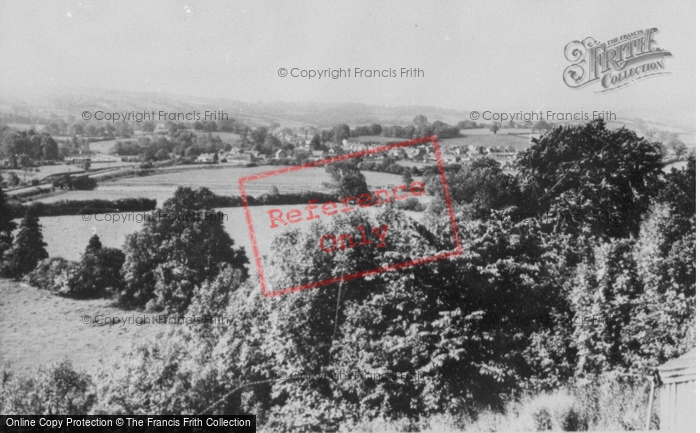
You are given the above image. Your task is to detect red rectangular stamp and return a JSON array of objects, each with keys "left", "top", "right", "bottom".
[{"left": 237, "top": 135, "right": 462, "bottom": 297}]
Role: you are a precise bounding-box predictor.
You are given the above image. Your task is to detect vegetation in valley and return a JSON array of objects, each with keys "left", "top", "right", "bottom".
[{"left": 0, "top": 120, "right": 695, "bottom": 431}]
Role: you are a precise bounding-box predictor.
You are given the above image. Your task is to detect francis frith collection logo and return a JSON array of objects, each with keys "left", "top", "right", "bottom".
[{"left": 563, "top": 28, "right": 672, "bottom": 92}]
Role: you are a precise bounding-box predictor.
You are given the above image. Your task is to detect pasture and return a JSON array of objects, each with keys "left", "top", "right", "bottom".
[
  {"left": 24, "top": 164, "right": 415, "bottom": 263},
  {"left": 88, "top": 139, "right": 119, "bottom": 154},
  {"left": 32, "top": 165, "right": 408, "bottom": 205},
  {"left": 353, "top": 136, "right": 404, "bottom": 144},
  {"left": 0, "top": 278, "right": 162, "bottom": 375},
  {"left": 192, "top": 130, "right": 241, "bottom": 145}
]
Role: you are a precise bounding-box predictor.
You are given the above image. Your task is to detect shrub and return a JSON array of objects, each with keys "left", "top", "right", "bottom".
[
  {"left": 394, "top": 197, "right": 425, "bottom": 212},
  {"left": 23, "top": 257, "right": 78, "bottom": 294},
  {"left": 68, "top": 246, "right": 126, "bottom": 299},
  {"left": 0, "top": 360, "right": 96, "bottom": 414},
  {"left": 52, "top": 174, "right": 97, "bottom": 190}
]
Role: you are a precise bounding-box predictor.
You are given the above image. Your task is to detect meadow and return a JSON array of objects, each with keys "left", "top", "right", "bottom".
[
  {"left": 20, "top": 164, "right": 417, "bottom": 263},
  {"left": 0, "top": 279, "right": 162, "bottom": 374},
  {"left": 32, "top": 165, "right": 409, "bottom": 205}
]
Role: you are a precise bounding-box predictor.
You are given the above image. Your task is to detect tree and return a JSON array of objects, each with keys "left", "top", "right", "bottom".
[
  {"left": 412, "top": 114, "right": 428, "bottom": 127},
  {"left": 0, "top": 186, "right": 17, "bottom": 259},
  {"left": 18, "top": 154, "right": 31, "bottom": 168},
  {"left": 85, "top": 234, "right": 102, "bottom": 255},
  {"left": 142, "top": 121, "right": 156, "bottom": 133},
  {"left": 41, "top": 135, "right": 59, "bottom": 160},
  {"left": 490, "top": 122, "right": 501, "bottom": 135},
  {"left": 667, "top": 137, "right": 688, "bottom": 160},
  {"left": 324, "top": 161, "right": 369, "bottom": 198},
  {"left": 533, "top": 120, "right": 551, "bottom": 133},
  {"left": 70, "top": 235, "right": 126, "bottom": 299},
  {"left": 401, "top": 168, "right": 413, "bottom": 186},
  {"left": 155, "top": 149, "right": 169, "bottom": 160},
  {"left": 332, "top": 124, "right": 350, "bottom": 143},
  {"left": 2, "top": 206, "right": 48, "bottom": 278},
  {"left": 426, "top": 157, "right": 522, "bottom": 214},
  {"left": 309, "top": 134, "right": 322, "bottom": 151},
  {"left": 6, "top": 172, "right": 20, "bottom": 186},
  {"left": 517, "top": 119, "right": 664, "bottom": 238},
  {"left": 120, "top": 187, "right": 249, "bottom": 312}
]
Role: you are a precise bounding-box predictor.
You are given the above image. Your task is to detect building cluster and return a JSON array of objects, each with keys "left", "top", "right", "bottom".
[{"left": 194, "top": 137, "right": 519, "bottom": 168}]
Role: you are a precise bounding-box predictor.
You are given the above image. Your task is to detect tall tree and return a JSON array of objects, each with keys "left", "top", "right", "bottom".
[
  {"left": 517, "top": 119, "right": 664, "bottom": 238},
  {"left": 120, "top": 187, "right": 249, "bottom": 311},
  {"left": 324, "top": 161, "right": 369, "bottom": 198},
  {"left": 0, "top": 186, "right": 17, "bottom": 259},
  {"left": 2, "top": 206, "right": 48, "bottom": 278},
  {"left": 85, "top": 233, "right": 103, "bottom": 255}
]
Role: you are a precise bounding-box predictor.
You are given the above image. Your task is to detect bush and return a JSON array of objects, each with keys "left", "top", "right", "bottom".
[
  {"left": 394, "top": 197, "right": 426, "bottom": 212},
  {"left": 68, "top": 246, "right": 126, "bottom": 299},
  {"left": 52, "top": 174, "right": 97, "bottom": 190},
  {"left": 23, "top": 239, "right": 125, "bottom": 299},
  {"left": 23, "top": 257, "right": 78, "bottom": 294},
  {"left": 0, "top": 360, "right": 96, "bottom": 414}
]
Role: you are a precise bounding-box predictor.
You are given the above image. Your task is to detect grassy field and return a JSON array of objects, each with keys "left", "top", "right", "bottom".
[
  {"left": 353, "top": 136, "right": 404, "bottom": 144},
  {"left": 89, "top": 139, "right": 119, "bottom": 154},
  {"left": 30, "top": 197, "right": 428, "bottom": 261},
  {"left": 663, "top": 159, "right": 690, "bottom": 173},
  {"left": 192, "top": 130, "right": 241, "bottom": 145},
  {"left": 31, "top": 165, "right": 407, "bottom": 205},
  {"left": 0, "top": 278, "right": 162, "bottom": 375},
  {"left": 21, "top": 164, "right": 413, "bottom": 263}
]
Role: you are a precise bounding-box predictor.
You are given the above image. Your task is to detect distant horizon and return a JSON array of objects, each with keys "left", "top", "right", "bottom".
[
  {"left": 0, "top": 84, "right": 695, "bottom": 134},
  {"left": 0, "top": 0, "right": 694, "bottom": 128}
]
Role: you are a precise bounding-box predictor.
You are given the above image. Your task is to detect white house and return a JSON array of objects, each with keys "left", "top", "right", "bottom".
[{"left": 196, "top": 153, "right": 217, "bottom": 163}]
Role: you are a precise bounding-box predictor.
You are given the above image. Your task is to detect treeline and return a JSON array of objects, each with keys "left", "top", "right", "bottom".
[
  {"left": 203, "top": 191, "right": 340, "bottom": 208},
  {"left": 0, "top": 128, "right": 59, "bottom": 161},
  {"left": 325, "top": 116, "right": 462, "bottom": 142},
  {"left": 9, "top": 198, "right": 157, "bottom": 218},
  {"left": 113, "top": 131, "right": 230, "bottom": 160},
  {"left": 357, "top": 156, "right": 422, "bottom": 176}
]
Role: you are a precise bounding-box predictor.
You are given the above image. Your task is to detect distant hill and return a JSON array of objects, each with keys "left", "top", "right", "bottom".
[{"left": 0, "top": 87, "right": 694, "bottom": 147}]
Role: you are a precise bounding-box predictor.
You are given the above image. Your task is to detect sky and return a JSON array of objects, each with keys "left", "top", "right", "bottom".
[{"left": 0, "top": 0, "right": 695, "bottom": 125}]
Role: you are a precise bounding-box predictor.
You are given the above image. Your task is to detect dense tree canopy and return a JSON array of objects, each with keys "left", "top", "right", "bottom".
[
  {"left": 518, "top": 119, "right": 664, "bottom": 238},
  {"left": 120, "top": 187, "right": 249, "bottom": 312}
]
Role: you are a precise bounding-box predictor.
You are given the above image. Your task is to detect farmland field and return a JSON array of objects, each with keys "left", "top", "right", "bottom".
[
  {"left": 192, "top": 130, "right": 241, "bottom": 145},
  {"left": 353, "top": 136, "right": 404, "bottom": 144},
  {"left": 32, "top": 165, "right": 407, "bottom": 205},
  {"left": 663, "top": 159, "right": 690, "bottom": 173},
  {"left": 0, "top": 278, "right": 162, "bottom": 374},
  {"left": 21, "top": 164, "right": 417, "bottom": 262},
  {"left": 88, "top": 139, "right": 119, "bottom": 154},
  {"left": 27, "top": 199, "right": 426, "bottom": 263}
]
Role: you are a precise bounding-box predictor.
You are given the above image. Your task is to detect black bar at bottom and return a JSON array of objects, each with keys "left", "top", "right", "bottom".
[{"left": 0, "top": 415, "right": 256, "bottom": 433}]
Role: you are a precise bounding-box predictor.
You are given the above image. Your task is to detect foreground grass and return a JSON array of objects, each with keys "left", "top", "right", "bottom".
[
  {"left": 0, "top": 278, "right": 161, "bottom": 375},
  {"left": 345, "top": 381, "right": 658, "bottom": 432}
]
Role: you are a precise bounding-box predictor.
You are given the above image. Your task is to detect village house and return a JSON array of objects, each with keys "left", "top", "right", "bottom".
[
  {"left": 274, "top": 149, "right": 289, "bottom": 160},
  {"left": 196, "top": 153, "right": 217, "bottom": 163}
]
